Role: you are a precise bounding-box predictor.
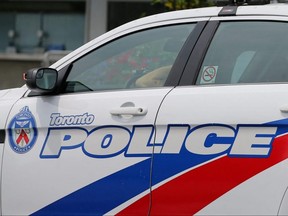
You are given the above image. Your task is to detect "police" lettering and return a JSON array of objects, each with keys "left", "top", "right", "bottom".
[{"left": 40, "top": 124, "right": 277, "bottom": 158}]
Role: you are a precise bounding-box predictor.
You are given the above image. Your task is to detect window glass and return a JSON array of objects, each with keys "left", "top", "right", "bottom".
[
  {"left": 65, "top": 24, "right": 195, "bottom": 93},
  {"left": 197, "top": 21, "right": 288, "bottom": 85}
]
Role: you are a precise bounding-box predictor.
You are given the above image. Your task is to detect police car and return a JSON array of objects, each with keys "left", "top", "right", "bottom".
[{"left": 1, "top": 0, "right": 288, "bottom": 215}]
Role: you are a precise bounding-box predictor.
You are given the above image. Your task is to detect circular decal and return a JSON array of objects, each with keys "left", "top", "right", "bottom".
[
  {"left": 8, "top": 106, "right": 38, "bottom": 154},
  {"left": 200, "top": 66, "right": 218, "bottom": 84}
]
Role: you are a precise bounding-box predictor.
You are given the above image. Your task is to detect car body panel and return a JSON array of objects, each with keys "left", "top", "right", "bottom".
[
  {"left": 150, "top": 84, "right": 288, "bottom": 215},
  {"left": 1, "top": 3, "right": 288, "bottom": 216},
  {"left": 2, "top": 88, "right": 173, "bottom": 215}
]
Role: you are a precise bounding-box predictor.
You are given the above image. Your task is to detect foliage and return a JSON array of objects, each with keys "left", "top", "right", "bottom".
[{"left": 151, "top": 0, "right": 215, "bottom": 11}]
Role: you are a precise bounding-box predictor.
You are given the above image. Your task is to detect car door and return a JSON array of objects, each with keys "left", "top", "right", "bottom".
[
  {"left": 1, "top": 21, "right": 201, "bottom": 215},
  {"left": 150, "top": 17, "right": 288, "bottom": 215}
]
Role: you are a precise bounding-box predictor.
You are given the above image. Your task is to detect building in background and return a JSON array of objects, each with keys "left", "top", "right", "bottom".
[
  {"left": 0, "top": 0, "right": 163, "bottom": 53},
  {"left": 0, "top": 0, "right": 160, "bottom": 89}
]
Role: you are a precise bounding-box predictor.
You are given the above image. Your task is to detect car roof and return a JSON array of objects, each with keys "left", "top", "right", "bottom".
[
  {"left": 117, "top": 3, "right": 288, "bottom": 27},
  {"left": 237, "top": 3, "right": 288, "bottom": 16},
  {"left": 107, "top": 4, "right": 286, "bottom": 32},
  {"left": 52, "top": 3, "right": 288, "bottom": 70}
]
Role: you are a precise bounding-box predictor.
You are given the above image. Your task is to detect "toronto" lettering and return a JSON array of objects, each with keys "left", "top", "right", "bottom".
[{"left": 49, "top": 113, "right": 95, "bottom": 126}]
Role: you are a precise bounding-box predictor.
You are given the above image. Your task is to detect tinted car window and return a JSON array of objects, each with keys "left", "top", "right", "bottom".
[
  {"left": 65, "top": 24, "right": 195, "bottom": 93},
  {"left": 197, "top": 21, "right": 288, "bottom": 85}
]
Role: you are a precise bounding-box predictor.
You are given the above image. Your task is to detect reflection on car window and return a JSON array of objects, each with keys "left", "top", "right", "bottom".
[
  {"left": 197, "top": 21, "right": 288, "bottom": 85},
  {"left": 65, "top": 24, "right": 195, "bottom": 93}
]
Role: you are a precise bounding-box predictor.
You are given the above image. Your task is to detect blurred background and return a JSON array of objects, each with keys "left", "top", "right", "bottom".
[{"left": 0, "top": 0, "right": 215, "bottom": 90}]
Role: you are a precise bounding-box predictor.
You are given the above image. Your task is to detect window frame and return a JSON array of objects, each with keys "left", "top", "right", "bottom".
[
  {"left": 180, "top": 16, "right": 288, "bottom": 87},
  {"left": 59, "top": 22, "right": 205, "bottom": 94}
]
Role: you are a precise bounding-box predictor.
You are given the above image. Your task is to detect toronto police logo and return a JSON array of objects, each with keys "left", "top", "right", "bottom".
[{"left": 8, "top": 106, "right": 37, "bottom": 154}]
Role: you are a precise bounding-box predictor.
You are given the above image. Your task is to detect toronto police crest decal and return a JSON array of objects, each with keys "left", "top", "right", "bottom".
[{"left": 8, "top": 106, "right": 37, "bottom": 154}]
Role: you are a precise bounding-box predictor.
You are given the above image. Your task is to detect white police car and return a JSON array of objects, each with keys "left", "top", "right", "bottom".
[{"left": 1, "top": 0, "right": 288, "bottom": 215}]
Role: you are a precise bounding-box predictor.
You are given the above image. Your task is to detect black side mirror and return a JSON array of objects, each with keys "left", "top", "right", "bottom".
[{"left": 24, "top": 68, "right": 58, "bottom": 94}]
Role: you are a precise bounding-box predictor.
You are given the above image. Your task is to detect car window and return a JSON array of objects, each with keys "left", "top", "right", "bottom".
[
  {"left": 64, "top": 24, "right": 195, "bottom": 93},
  {"left": 196, "top": 21, "right": 288, "bottom": 85}
]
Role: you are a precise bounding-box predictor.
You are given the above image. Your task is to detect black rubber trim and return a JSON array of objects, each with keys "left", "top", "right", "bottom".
[
  {"left": 0, "top": 130, "right": 5, "bottom": 143},
  {"left": 165, "top": 21, "right": 208, "bottom": 86},
  {"left": 57, "top": 63, "right": 73, "bottom": 94},
  {"left": 179, "top": 21, "right": 220, "bottom": 86}
]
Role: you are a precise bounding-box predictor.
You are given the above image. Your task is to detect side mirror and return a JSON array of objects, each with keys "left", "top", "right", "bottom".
[{"left": 24, "top": 68, "right": 58, "bottom": 94}]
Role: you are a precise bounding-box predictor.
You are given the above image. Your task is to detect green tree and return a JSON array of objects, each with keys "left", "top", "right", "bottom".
[{"left": 152, "top": 0, "right": 215, "bottom": 11}]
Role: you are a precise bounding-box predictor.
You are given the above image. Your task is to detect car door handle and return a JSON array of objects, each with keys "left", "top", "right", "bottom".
[
  {"left": 280, "top": 106, "right": 288, "bottom": 113},
  {"left": 110, "top": 107, "right": 148, "bottom": 116}
]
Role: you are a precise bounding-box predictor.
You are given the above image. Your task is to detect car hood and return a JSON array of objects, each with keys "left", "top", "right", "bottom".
[{"left": 0, "top": 87, "right": 27, "bottom": 100}]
